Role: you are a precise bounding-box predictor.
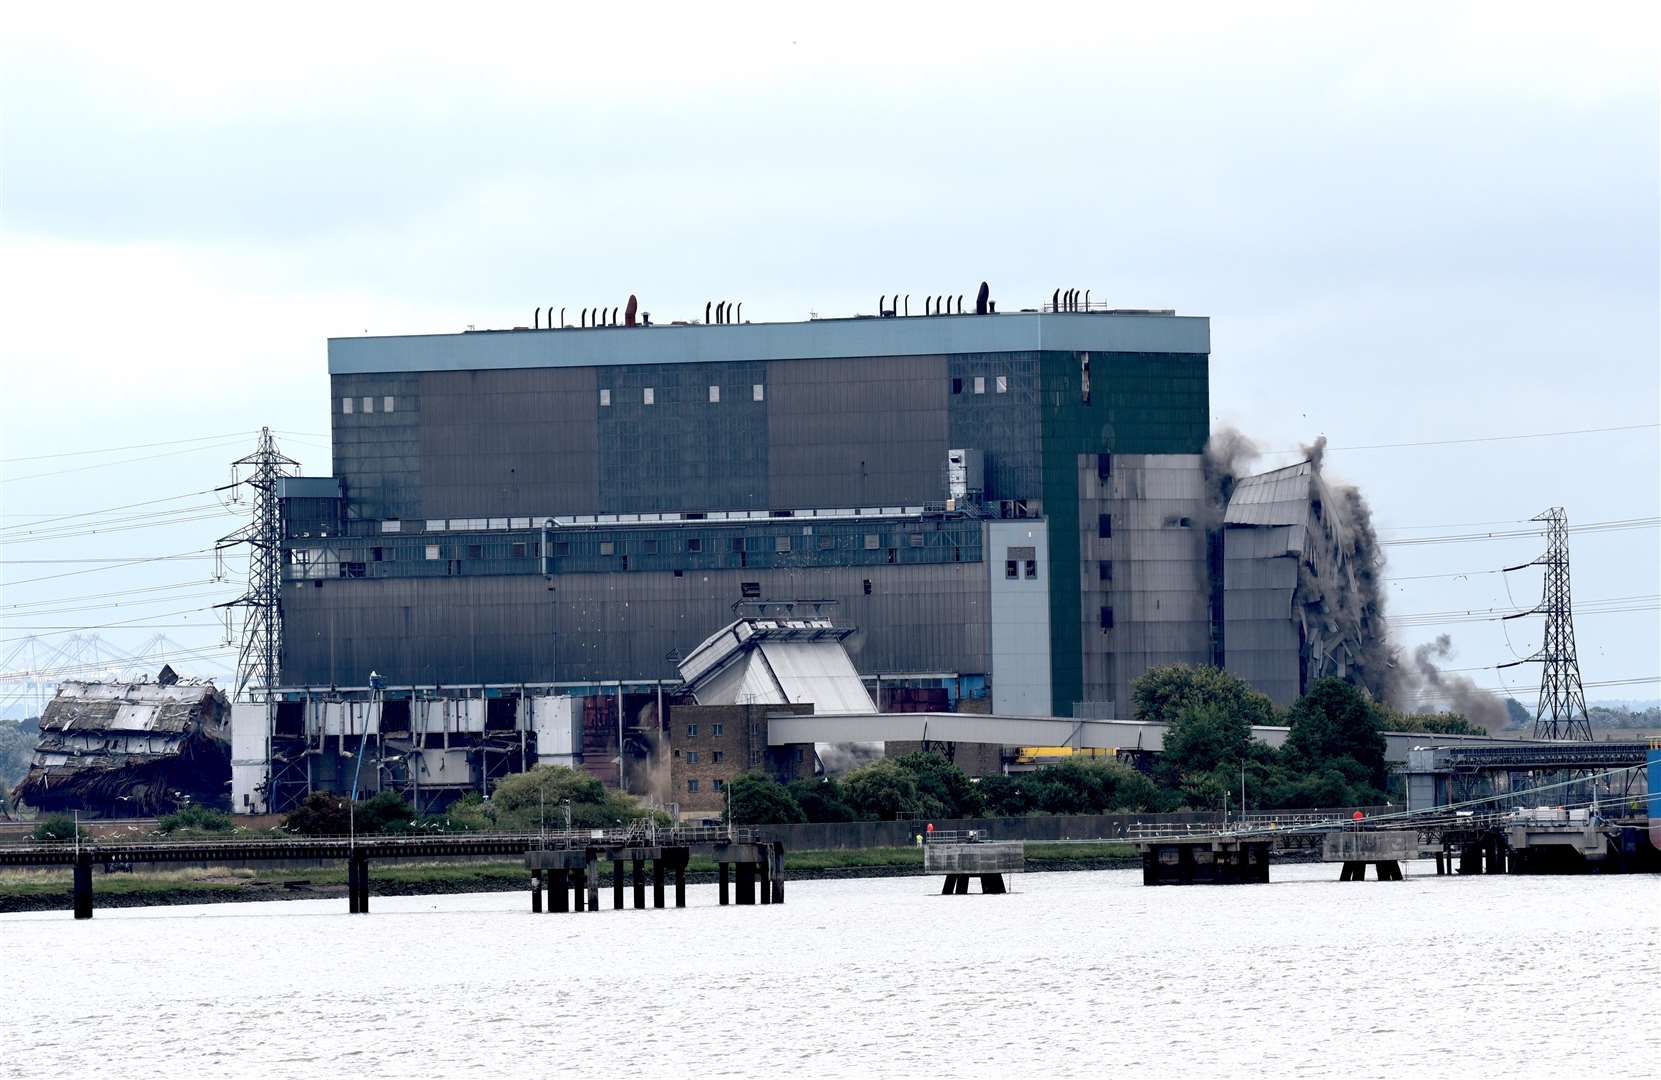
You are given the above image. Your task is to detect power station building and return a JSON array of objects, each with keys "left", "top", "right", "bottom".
[{"left": 236, "top": 295, "right": 1360, "bottom": 814}]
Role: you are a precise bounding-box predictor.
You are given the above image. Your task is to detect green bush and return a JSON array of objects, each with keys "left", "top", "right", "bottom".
[
  {"left": 157, "top": 805, "right": 234, "bottom": 834},
  {"left": 725, "top": 772, "right": 805, "bottom": 825},
  {"left": 31, "top": 814, "right": 86, "bottom": 843}
]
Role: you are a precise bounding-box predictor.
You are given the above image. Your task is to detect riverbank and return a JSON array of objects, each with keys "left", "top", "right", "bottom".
[{"left": 0, "top": 843, "right": 1148, "bottom": 913}]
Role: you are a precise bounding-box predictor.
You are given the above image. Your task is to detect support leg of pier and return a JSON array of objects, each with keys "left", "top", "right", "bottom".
[
  {"left": 1434, "top": 851, "right": 1445, "bottom": 876},
  {"left": 1458, "top": 845, "right": 1480, "bottom": 875},
  {"left": 586, "top": 855, "right": 600, "bottom": 912},
  {"left": 652, "top": 859, "right": 665, "bottom": 909},
  {"left": 531, "top": 870, "right": 543, "bottom": 913},
  {"left": 1339, "top": 861, "right": 1363, "bottom": 882},
  {"left": 736, "top": 861, "right": 755, "bottom": 906},
  {"left": 1378, "top": 860, "right": 1403, "bottom": 881},
  {"left": 953, "top": 874, "right": 970, "bottom": 895},
  {"left": 674, "top": 864, "right": 686, "bottom": 908},
  {"left": 770, "top": 844, "right": 785, "bottom": 905},
  {"left": 718, "top": 862, "right": 730, "bottom": 906},
  {"left": 632, "top": 859, "right": 646, "bottom": 910},
  {"left": 72, "top": 854, "right": 93, "bottom": 920},
  {"left": 980, "top": 874, "right": 1006, "bottom": 894},
  {"left": 941, "top": 875, "right": 958, "bottom": 895},
  {"left": 612, "top": 858, "right": 624, "bottom": 910},
  {"left": 572, "top": 870, "right": 585, "bottom": 912},
  {"left": 759, "top": 858, "right": 771, "bottom": 905},
  {"left": 550, "top": 869, "right": 568, "bottom": 913},
  {"left": 356, "top": 855, "right": 371, "bottom": 913}
]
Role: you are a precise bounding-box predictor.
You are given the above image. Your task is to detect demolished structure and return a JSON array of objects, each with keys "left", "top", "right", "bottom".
[{"left": 11, "top": 667, "right": 231, "bottom": 816}]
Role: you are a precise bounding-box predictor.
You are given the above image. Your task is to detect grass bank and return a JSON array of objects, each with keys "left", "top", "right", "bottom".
[{"left": 0, "top": 842, "right": 1141, "bottom": 913}]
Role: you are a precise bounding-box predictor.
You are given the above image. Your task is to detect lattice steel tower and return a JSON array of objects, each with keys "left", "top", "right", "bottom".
[
  {"left": 217, "top": 428, "right": 298, "bottom": 702},
  {"left": 1502, "top": 507, "right": 1591, "bottom": 741}
]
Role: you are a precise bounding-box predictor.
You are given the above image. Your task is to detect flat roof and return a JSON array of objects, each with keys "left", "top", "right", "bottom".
[{"left": 328, "top": 310, "right": 1210, "bottom": 375}]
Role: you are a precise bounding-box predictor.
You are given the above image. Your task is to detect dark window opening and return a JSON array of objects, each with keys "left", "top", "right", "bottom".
[
  {"left": 339, "top": 562, "right": 367, "bottom": 578},
  {"left": 951, "top": 377, "right": 963, "bottom": 394},
  {"left": 684, "top": 512, "right": 707, "bottom": 521},
  {"left": 554, "top": 541, "right": 571, "bottom": 556},
  {"left": 862, "top": 579, "right": 872, "bottom": 595},
  {"left": 687, "top": 779, "right": 699, "bottom": 793},
  {"left": 621, "top": 555, "right": 629, "bottom": 570},
  {"left": 381, "top": 699, "right": 411, "bottom": 734},
  {"left": 511, "top": 542, "right": 528, "bottom": 558},
  {"left": 643, "top": 539, "right": 658, "bottom": 554},
  {"left": 1006, "top": 560, "right": 1019, "bottom": 579},
  {"left": 953, "top": 546, "right": 962, "bottom": 562},
  {"left": 485, "top": 698, "right": 516, "bottom": 731},
  {"left": 673, "top": 569, "right": 684, "bottom": 578},
  {"left": 686, "top": 751, "right": 699, "bottom": 764},
  {"left": 467, "top": 544, "right": 483, "bottom": 559},
  {"left": 818, "top": 535, "right": 835, "bottom": 551},
  {"left": 741, "top": 581, "right": 761, "bottom": 599},
  {"left": 687, "top": 724, "right": 698, "bottom": 737},
  {"left": 887, "top": 548, "right": 897, "bottom": 564},
  {"left": 1097, "top": 453, "right": 1112, "bottom": 481},
  {"left": 713, "top": 751, "right": 725, "bottom": 763},
  {"left": 1098, "top": 513, "right": 1112, "bottom": 539},
  {"left": 1100, "top": 606, "right": 1115, "bottom": 630},
  {"left": 687, "top": 537, "right": 703, "bottom": 553},
  {"left": 447, "top": 559, "right": 461, "bottom": 575},
  {"left": 1098, "top": 560, "right": 1114, "bottom": 582},
  {"left": 739, "top": 551, "right": 748, "bottom": 568},
  {"left": 1024, "top": 559, "right": 1037, "bottom": 579},
  {"left": 371, "top": 547, "right": 385, "bottom": 562},
  {"left": 274, "top": 701, "right": 305, "bottom": 737}
]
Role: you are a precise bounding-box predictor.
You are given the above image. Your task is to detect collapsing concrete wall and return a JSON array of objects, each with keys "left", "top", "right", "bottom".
[{"left": 12, "top": 674, "right": 231, "bottom": 816}]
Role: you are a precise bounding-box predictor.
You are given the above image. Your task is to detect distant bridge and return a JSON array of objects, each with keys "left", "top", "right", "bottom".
[{"left": 766, "top": 711, "right": 1561, "bottom": 764}]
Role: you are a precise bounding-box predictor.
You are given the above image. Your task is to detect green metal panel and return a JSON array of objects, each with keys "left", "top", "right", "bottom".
[{"left": 1039, "top": 351, "right": 1208, "bottom": 714}]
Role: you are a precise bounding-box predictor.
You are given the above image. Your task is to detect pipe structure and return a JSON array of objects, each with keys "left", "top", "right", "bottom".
[{"left": 534, "top": 307, "right": 541, "bottom": 330}]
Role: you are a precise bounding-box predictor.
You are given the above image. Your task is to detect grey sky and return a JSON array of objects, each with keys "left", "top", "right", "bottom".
[{"left": 2, "top": 3, "right": 1656, "bottom": 709}]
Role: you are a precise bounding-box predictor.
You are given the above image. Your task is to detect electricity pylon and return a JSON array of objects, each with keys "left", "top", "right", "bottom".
[{"left": 1500, "top": 507, "right": 1592, "bottom": 741}]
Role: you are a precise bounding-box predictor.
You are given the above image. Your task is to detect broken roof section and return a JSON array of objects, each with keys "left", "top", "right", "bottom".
[
  {"left": 678, "top": 617, "right": 877, "bottom": 714},
  {"left": 40, "top": 677, "right": 229, "bottom": 736},
  {"left": 1224, "top": 460, "right": 1315, "bottom": 528}
]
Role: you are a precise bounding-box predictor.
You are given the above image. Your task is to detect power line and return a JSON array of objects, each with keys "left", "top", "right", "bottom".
[
  {"left": 1262, "top": 421, "right": 1659, "bottom": 456},
  {"left": 0, "top": 605, "right": 224, "bottom": 641},
  {"left": 0, "top": 431, "right": 261, "bottom": 464},
  {"left": 0, "top": 578, "right": 226, "bottom": 611},
  {"left": 1379, "top": 517, "right": 1658, "bottom": 547},
  {"left": 0, "top": 436, "right": 260, "bottom": 484},
  {"left": 0, "top": 488, "right": 225, "bottom": 527}
]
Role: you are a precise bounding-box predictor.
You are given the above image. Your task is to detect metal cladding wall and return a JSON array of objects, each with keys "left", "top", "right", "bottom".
[
  {"left": 1076, "top": 454, "right": 1213, "bottom": 722},
  {"left": 281, "top": 562, "right": 989, "bottom": 688}
]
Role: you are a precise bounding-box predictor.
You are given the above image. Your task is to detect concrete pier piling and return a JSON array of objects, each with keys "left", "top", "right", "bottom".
[
  {"left": 718, "top": 862, "right": 730, "bottom": 905},
  {"left": 632, "top": 859, "right": 646, "bottom": 909},
  {"left": 652, "top": 858, "right": 666, "bottom": 908},
  {"left": 72, "top": 853, "right": 93, "bottom": 920},
  {"left": 531, "top": 870, "right": 543, "bottom": 913},
  {"left": 523, "top": 833, "right": 778, "bottom": 914}
]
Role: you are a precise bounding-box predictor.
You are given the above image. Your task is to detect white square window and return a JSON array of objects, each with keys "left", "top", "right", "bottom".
[
  {"left": 753, "top": 384, "right": 765, "bottom": 401},
  {"left": 362, "top": 396, "right": 374, "bottom": 413},
  {"left": 600, "top": 388, "right": 611, "bottom": 407},
  {"left": 973, "top": 376, "right": 985, "bottom": 394},
  {"left": 342, "top": 397, "right": 353, "bottom": 414},
  {"left": 643, "top": 387, "right": 655, "bottom": 405},
  {"left": 996, "top": 375, "right": 1008, "bottom": 394},
  {"left": 424, "top": 545, "right": 440, "bottom": 561},
  {"left": 709, "top": 385, "right": 720, "bottom": 403},
  {"left": 384, "top": 396, "right": 395, "bottom": 412}
]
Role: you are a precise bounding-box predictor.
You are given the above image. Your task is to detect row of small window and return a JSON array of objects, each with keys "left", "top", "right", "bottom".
[
  {"left": 342, "top": 396, "right": 395, "bottom": 414},
  {"left": 416, "top": 543, "right": 528, "bottom": 560},
  {"left": 1004, "top": 559, "right": 1039, "bottom": 580},
  {"left": 678, "top": 750, "right": 725, "bottom": 764},
  {"left": 950, "top": 375, "right": 1009, "bottom": 395},
  {"left": 600, "top": 384, "right": 765, "bottom": 407},
  {"left": 684, "top": 724, "right": 724, "bottom": 737},
  {"left": 686, "top": 778, "right": 725, "bottom": 793}
]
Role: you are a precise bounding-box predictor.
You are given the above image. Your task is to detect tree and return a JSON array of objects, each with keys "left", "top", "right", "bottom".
[
  {"left": 977, "top": 774, "right": 1032, "bottom": 817},
  {"left": 1017, "top": 759, "right": 1165, "bottom": 814},
  {"left": 283, "top": 793, "right": 352, "bottom": 835},
  {"left": 786, "top": 777, "right": 857, "bottom": 822},
  {"left": 1161, "top": 702, "right": 1252, "bottom": 784},
  {"left": 1132, "top": 664, "right": 1278, "bottom": 730},
  {"left": 487, "top": 765, "right": 659, "bottom": 830},
  {"left": 891, "top": 752, "right": 985, "bottom": 819},
  {"left": 725, "top": 772, "right": 805, "bottom": 825},
  {"left": 842, "top": 759, "right": 925, "bottom": 820},
  {"left": 1281, "top": 677, "right": 1389, "bottom": 796}
]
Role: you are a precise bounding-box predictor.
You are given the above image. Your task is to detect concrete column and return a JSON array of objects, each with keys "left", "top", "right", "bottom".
[
  {"left": 572, "top": 870, "right": 585, "bottom": 912},
  {"left": 737, "top": 861, "right": 756, "bottom": 905},
  {"left": 941, "top": 874, "right": 958, "bottom": 895},
  {"left": 953, "top": 874, "right": 969, "bottom": 895},
  {"left": 72, "top": 854, "right": 93, "bottom": 921},
  {"left": 632, "top": 859, "right": 646, "bottom": 909},
  {"left": 770, "top": 843, "right": 785, "bottom": 905},
  {"left": 550, "top": 869, "right": 568, "bottom": 913},
  {"left": 612, "top": 859, "right": 625, "bottom": 910},
  {"left": 354, "top": 854, "right": 370, "bottom": 914},
  {"left": 531, "top": 870, "right": 543, "bottom": 914},
  {"left": 758, "top": 858, "right": 771, "bottom": 905},
  {"left": 652, "top": 859, "right": 665, "bottom": 908},
  {"left": 674, "top": 864, "right": 686, "bottom": 908},
  {"left": 585, "top": 854, "right": 600, "bottom": 911},
  {"left": 718, "top": 862, "right": 730, "bottom": 905}
]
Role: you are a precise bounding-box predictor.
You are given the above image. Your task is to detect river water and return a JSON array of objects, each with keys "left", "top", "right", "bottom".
[{"left": 2, "top": 861, "right": 1656, "bottom": 1079}]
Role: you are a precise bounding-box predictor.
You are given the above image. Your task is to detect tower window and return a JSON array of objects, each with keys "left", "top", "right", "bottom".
[
  {"left": 643, "top": 387, "right": 655, "bottom": 405},
  {"left": 1098, "top": 513, "right": 1112, "bottom": 539},
  {"left": 709, "top": 385, "right": 720, "bottom": 403}
]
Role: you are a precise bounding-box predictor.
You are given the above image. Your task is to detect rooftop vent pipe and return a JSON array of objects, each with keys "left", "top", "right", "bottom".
[
  {"left": 1052, "top": 288, "right": 1060, "bottom": 312},
  {"left": 975, "top": 281, "right": 989, "bottom": 315},
  {"left": 956, "top": 294, "right": 963, "bottom": 314},
  {"left": 559, "top": 307, "right": 566, "bottom": 328},
  {"left": 581, "top": 308, "right": 589, "bottom": 328},
  {"left": 625, "top": 294, "right": 639, "bottom": 327},
  {"left": 904, "top": 294, "right": 910, "bottom": 316},
  {"left": 1083, "top": 289, "right": 1089, "bottom": 311},
  {"left": 735, "top": 302, "right": 742, "bottom": 323},
  {"left": 535, "top": 307, "right": 542, "bottom": 330}
]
